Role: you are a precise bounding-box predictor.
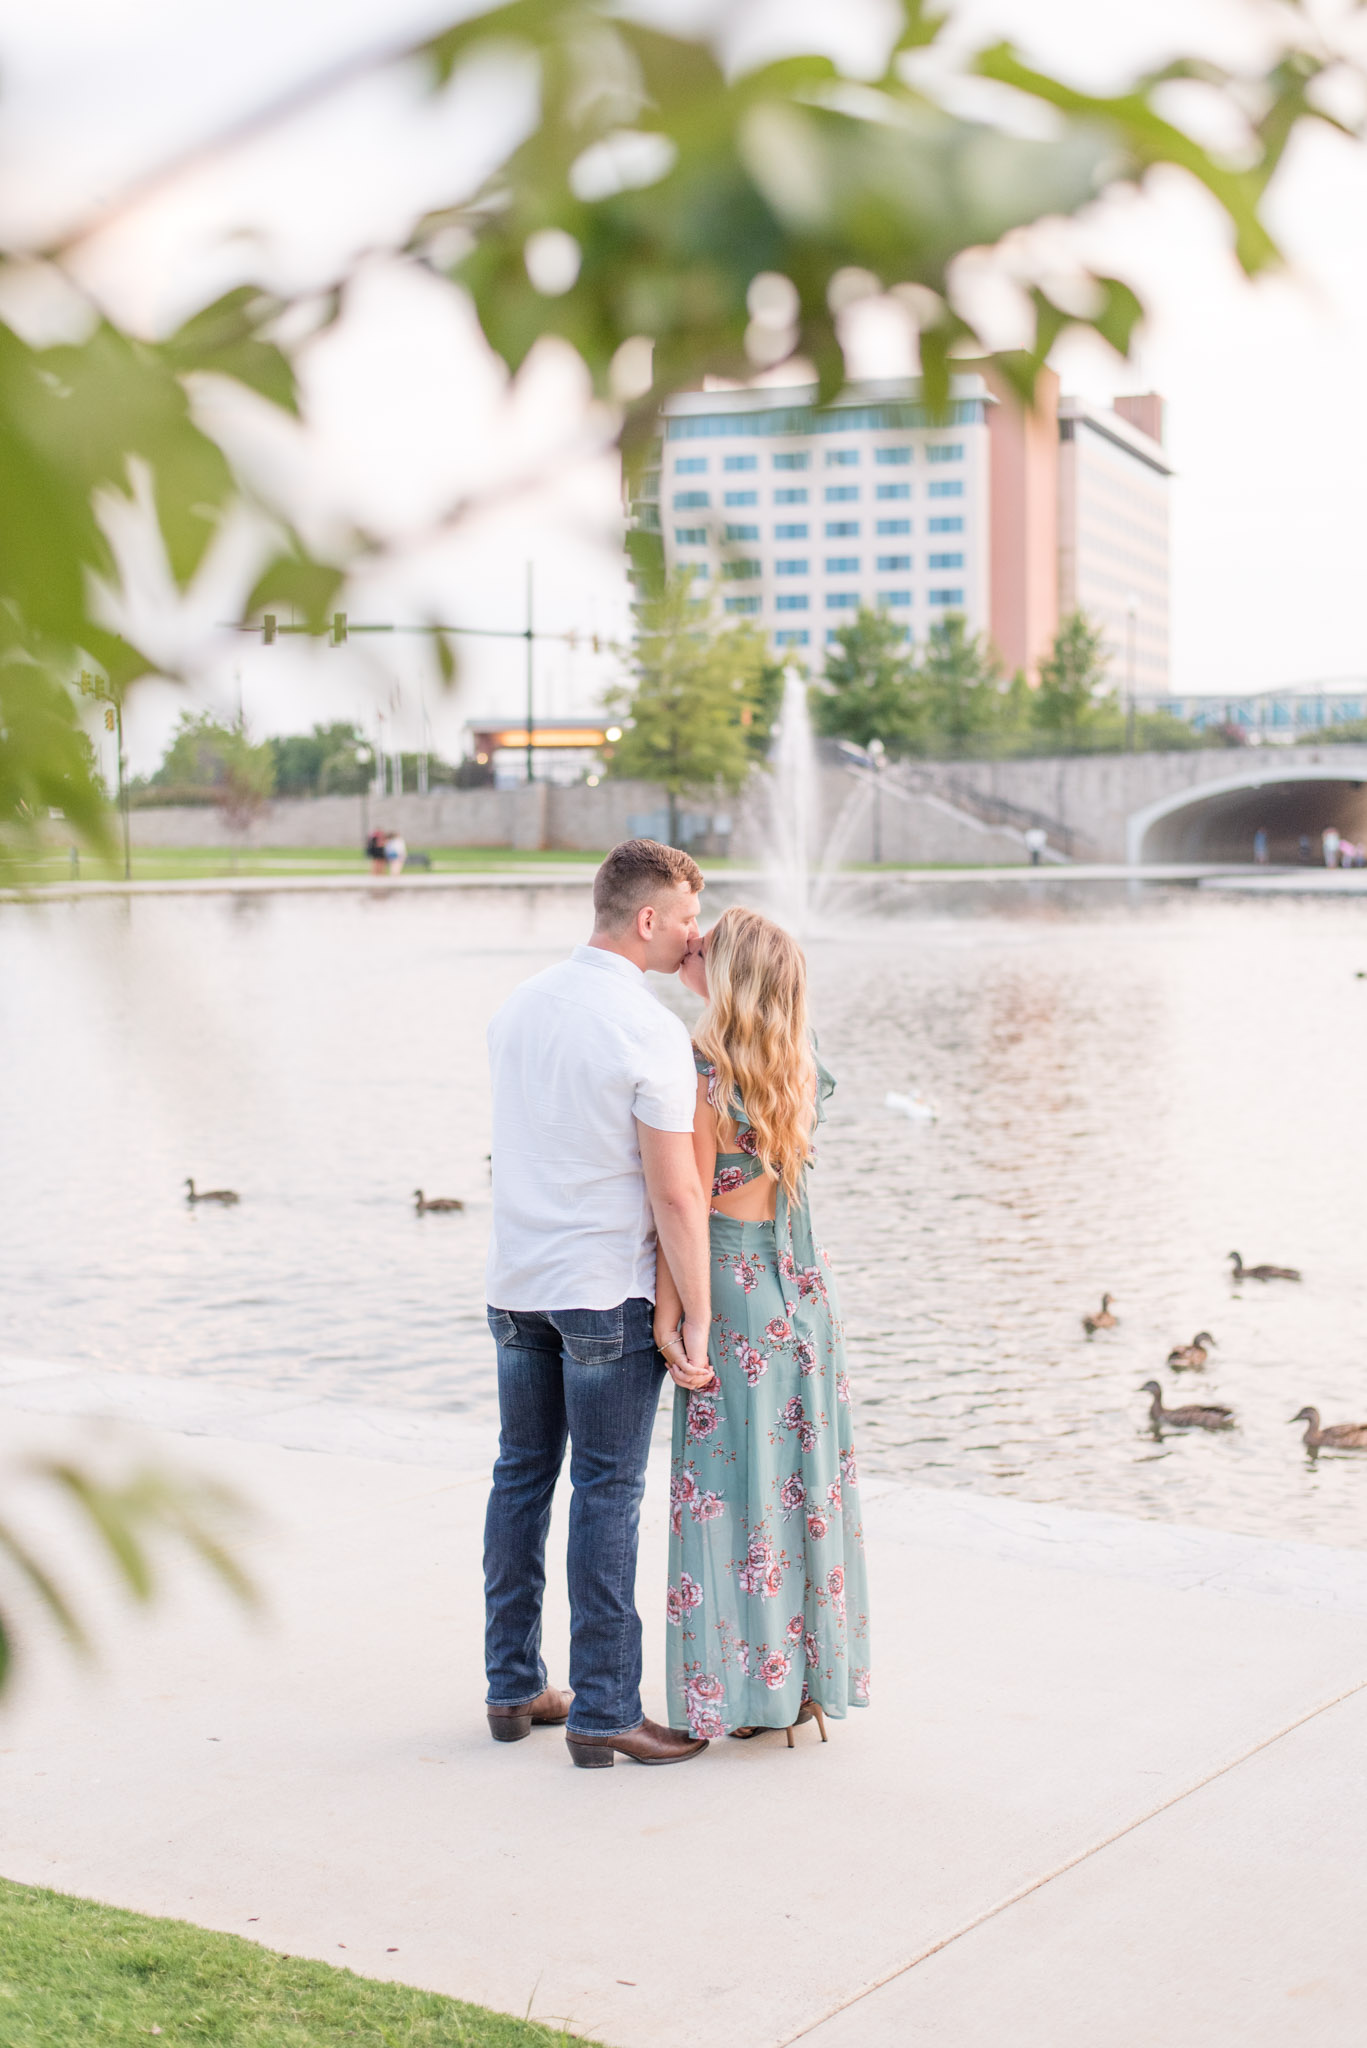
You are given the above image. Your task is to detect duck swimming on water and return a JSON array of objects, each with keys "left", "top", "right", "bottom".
[
  {"left": 414, "top": 1189, "right": 464, "bottom": 1213},
  {"left": 1228, "top": 1251, "right": 1301, "bottom": 1283},
  {"left": 1166, "top": 1331, "right": 1215, "bottom": 1371},
  {"left": 1082, "top": 1293, "right": 1117, "bottom": 1336},
  {"left": 1140, "top": 1381, "right": 1235, "bottom": 1432},
  {"left": 185, "top": 1178, "right": 239, "bottom": 1205},
  {"left": 1290, "top": 1407, "right": 1367, "bottom": 1451}
]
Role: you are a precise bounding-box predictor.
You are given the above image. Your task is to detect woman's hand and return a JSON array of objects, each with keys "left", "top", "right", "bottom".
[{"left": 657, "top": 1325, "right": 713, "bottom": 1389}]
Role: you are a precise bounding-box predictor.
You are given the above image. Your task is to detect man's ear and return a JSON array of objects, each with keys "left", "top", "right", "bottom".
[{"left": 636, "top": 902, "right": 657, "bottom": 940}]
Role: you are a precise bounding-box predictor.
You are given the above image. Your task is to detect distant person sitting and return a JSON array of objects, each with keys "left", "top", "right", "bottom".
[
  {"left": 1253, "top": 827, "right": 1269, "bottom": 865},
  {"left": 384, "top": 831, "right": 407, "bottom": 877},
  {"left": 366, "top": 830, "right": 387, "bottom": 875},
  {"left": 1322, "top": 826, "right": 1341, "bottom": 869}
]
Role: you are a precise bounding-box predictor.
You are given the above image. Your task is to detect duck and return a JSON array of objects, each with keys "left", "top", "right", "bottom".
[
  {"left": 414, "top": 1189, "right": 464, "bottom": 1214},
  {"left": 185, "top": 1177, "right": 239, "bottom": 1206},
  {"left": 1166, "top": 1331, "right": 1215, "bottom": 1371},
  {"left": 1139, "top": 1381, "right": 1235, "bottom": 1431},
  {"left": 1228, "top": 1250, "right": 1301, "bottom": 1283},
  {"left": 1290, "top": 1406, "right": 1367, "bottom": 1451},
  {"left": 1082, "top": 1293, "right": 1118, "bottom": 1336}
]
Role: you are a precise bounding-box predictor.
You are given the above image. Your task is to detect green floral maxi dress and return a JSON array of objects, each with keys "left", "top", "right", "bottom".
[{"left": 667, "top": 1048, "right": 871, "bottom": 1736}]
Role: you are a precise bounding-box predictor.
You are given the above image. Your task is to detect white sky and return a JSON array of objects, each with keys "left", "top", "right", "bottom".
[{"left": 1, "top": 0, "right": 1364, "bottom": 771}]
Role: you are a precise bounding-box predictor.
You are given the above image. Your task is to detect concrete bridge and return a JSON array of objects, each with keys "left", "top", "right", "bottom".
[{"left": 905, "top": 745, "right": 1367, "bottom": 864}]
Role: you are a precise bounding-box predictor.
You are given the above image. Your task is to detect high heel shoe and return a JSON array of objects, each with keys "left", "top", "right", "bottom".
[{"left": 785, "top": 1699, "right": 828, "bottom": 1748}]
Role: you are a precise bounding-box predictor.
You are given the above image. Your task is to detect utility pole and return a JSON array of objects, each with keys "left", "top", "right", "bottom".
[{"left": 524, "top": 561, "right": 535, "bottom": 788}]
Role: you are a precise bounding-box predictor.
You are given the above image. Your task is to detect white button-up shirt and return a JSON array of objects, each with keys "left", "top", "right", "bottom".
[{"left": 485, "top": 945, "right": 697, "bottom": 1311}]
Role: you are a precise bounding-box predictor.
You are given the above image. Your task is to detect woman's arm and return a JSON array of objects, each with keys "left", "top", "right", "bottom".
[{"left": 654, "top": 1073, "right": 717, "bottom": 1367}]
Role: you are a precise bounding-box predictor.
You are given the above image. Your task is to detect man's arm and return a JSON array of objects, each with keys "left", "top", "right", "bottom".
[{"left": 638, "top": 1122, "right": 712, "bottom": 1389}]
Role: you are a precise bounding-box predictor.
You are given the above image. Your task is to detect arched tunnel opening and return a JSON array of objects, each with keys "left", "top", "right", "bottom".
[{"left": 1139, "top": 777, "right": 1367, "bottom": 862}]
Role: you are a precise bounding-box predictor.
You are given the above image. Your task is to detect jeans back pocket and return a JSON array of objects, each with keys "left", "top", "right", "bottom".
[{"left": 550, "top": 1304, "right": 624, "bottom": 1366}]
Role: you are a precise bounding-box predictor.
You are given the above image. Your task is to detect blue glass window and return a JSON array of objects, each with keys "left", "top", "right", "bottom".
[
  {"left": 772, "top": 452, "right": 810, "bottom": 469},
  {"left": 724, "top": 595, "right": 760, "bottom": 614},
  {"left": 774, "top": 522, "right": 808, "bottom": 540},
  {"left": 878, "top": 590, "right": 911, "bottom": 607},
  {"left": 723, "top": 454, "right": 758, "bottom": 471},
  {"left": 721, "top": 559, "right": 761, "bottom": 579},
  {"left": 926, "top": 443, "right": 964, "bottom": 463},
  {"left": 724, "top": 523, "right": 759, "bottom": 541},
  {"left": 929, "top": 587, "right": 964, "bottom": 605},
  {"left": 928, "top": 515, "right": 963, "bottom": 533},
  {"left": 826, "top": 592, "right": 859, "bottom": 609},
  {"left": 928, "top": 480, "right": 963, "bottom": 498},
  {"left": 775, "top": 487, "right": 809, "bottom": 504},
  {"left": 825, "top": 520, "right": 859, "bottom": 537},
  {"left": 775, "top": 628, "right": 810, "bottom": 645},
  {"left": 776, "top": 559, "right": 808, "bottom": 575},
  {"left": 876, "top": 483, "right": 910, "bottom": 500},
  {"left": 675, "top": 456, "right": 708, "bottom": 474},
  {"left": 928, "top": 551, "right": 963, "bottom": 569},
  {"left": 674, "top": 527, "right": 707, "bottom": 545},
  {"left": 674, "top": 491, "right": 709, "bottom": 509},
  {"left": 876, "top": 554, "right": 910, "bottom": 571},
  {"left": 876, "top": 518, "right": 910, "bottom": 535},
  {"left": 824, "top": 485, "right": 858, "bottom": 502},
  {"left": 776, "top": 593, "right": 809, "bottom": 611},
  {"left": 724, "top": 489, "right": 758, "bottom": 507},
  {"left": 875, "top": 446, "right": 912, "bottom": 465},
  {"left": 825, "top": 556, "right": 859, "bottom": 574},
  {"left": 826, "top": 448, "right": 859, "bottom": 466}
]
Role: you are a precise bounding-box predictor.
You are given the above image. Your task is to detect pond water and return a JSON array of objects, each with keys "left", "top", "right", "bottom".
[{"left": 2, "top": 878, "right": 1365, "bottom": 1548}]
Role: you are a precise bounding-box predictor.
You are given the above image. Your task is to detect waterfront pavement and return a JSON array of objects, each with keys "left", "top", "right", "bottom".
[{"left": 3, "top": 1354, "right": 1367, "bottom": 2047}]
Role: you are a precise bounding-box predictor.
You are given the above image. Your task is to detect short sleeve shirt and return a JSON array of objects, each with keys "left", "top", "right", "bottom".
[{"left": 485, "top": 945, "right": 697, "bottom": 1311}]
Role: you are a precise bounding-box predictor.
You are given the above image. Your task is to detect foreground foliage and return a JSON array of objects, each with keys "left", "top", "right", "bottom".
[
  {"left": 0, "top": 0, "right": 1356, "bottom": 849},
  {"left": 0, "top": 1880, "right": 587, "bottom": 2048}
]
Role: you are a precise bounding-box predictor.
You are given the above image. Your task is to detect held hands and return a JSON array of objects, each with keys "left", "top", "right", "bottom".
[{"left": 657, "top": 1318, "right": 713, "bottom": 1390}]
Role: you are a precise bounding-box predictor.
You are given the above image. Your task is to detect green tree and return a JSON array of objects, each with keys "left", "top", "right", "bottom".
[
  {"left": 813, "top": 608, "right": 923, "bottom": 756},
  {"left": 603, "top": 575, "right": 769, "bottom": 841},
  {"left": 918, "top": 615, "right": 1003, "bottom": 757},
  {"left": 1032, "top": 611, "right": 1110, "bottom": 750},
  {"left": 271, "top": 722, "right": 372, "bottom": 797}
]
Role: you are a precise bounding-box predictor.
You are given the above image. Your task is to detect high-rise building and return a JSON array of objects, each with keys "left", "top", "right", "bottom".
[
  {"left": 1058, "top": 394, "right": 1171, "bottom": 698},
  {"left": 641, "top": 373, "right": 1169, "bottom": 691}
]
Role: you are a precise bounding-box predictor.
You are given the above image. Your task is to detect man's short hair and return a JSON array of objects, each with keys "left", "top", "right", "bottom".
[{"left": 593, "top": 839, "right": 704, "bottom": 928}]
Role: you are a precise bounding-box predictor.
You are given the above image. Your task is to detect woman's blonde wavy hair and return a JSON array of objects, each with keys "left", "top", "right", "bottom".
[{"left": 693, "top": 906, "right": 816, "bottom": 1200}]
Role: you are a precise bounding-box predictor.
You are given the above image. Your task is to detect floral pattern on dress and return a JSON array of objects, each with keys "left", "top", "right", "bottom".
[{"left": 667, "top": 1044, "right": 870, "bottom": 1734}]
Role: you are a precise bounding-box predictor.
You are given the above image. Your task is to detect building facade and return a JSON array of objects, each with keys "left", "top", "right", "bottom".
[
  {"left": 644, "top": 374, "right": 1170, "bottom": 692},
  {"left": 649, "top": 377, "right": 992, "bottom": 660},
  {"left": 1058, "top": 395, "right": 1171, "bottom": 698}
]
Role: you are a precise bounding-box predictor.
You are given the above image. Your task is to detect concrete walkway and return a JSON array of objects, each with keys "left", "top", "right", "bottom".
[{"left": 3, "top": 1356, "right": 1366, "bottom": 2046}]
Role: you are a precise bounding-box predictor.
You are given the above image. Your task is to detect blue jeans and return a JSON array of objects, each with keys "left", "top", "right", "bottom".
[{"left": 483, "top": 1297, "right": 665, "bottom": 1736}]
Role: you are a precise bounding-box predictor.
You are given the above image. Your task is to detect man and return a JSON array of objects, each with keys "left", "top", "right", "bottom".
[{"left": 483, "top": 840, "right": 714, "bottom": 1767}]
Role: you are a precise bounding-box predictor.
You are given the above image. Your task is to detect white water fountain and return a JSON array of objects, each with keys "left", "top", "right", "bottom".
[{"left": 763, "top": 668, "right": 873, "bottom": 933}]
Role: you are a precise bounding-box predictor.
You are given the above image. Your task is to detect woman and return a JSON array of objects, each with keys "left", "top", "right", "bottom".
[{"left": 655, "top": 907, "right": 870, "bottom": 1743}]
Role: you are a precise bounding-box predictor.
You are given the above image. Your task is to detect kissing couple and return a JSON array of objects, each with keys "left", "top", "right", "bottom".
[{"left": 482, "top": 838, "right": 870, "bottom": 1765}]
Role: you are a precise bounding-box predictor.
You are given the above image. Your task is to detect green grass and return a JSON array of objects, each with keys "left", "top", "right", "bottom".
[
  {"left": 1, "top": 846, "right": 613, "bottom": 886},
  {"left": 0, "top": 1879, "right": 593, "bottom": 2047}
]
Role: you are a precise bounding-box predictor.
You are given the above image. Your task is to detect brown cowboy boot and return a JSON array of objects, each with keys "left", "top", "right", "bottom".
[
  {"left": 566, "top": 1716, "right": 709, "bottom": 1768},
  {"left": 486, "top": 1686, "right": 574, "bottom": 1743}
]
